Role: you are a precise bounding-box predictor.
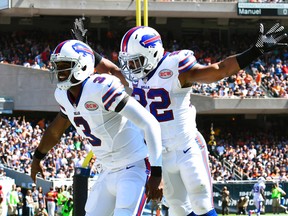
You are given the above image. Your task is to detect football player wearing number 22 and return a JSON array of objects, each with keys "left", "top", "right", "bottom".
[{"left": 115, "top": 23, "right": 287, "bottom": 216}]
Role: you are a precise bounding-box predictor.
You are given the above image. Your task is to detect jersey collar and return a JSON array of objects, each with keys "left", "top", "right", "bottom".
[
  {"left": 144, "top": 51, "right": 170, "bottom": 81},
  {"left": 67, "top": 77, "right": 89, "bottom": 107}
]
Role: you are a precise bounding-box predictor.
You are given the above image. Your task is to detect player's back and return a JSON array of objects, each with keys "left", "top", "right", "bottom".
[
  {"left": 130, "top": 50, "right": 198, "bottom": 149},
  {"left": 55, "top": 74, "right": 148, "bottom": 170}
]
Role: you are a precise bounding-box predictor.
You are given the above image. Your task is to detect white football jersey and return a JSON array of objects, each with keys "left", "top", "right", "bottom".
[
  {"left": 129, "top": 50, "right": 198, "bottom": 149},
  {"left": 55, "top": 73, "right": 148, "bottom": 170},
  {"left": 252, "top": 182, "right": 266, "bottom": 201}
]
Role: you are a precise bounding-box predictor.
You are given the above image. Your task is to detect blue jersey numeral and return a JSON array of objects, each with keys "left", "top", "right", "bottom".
[
  {"left": 74, "top": 116, "right": 101, "bottom": 146},
  {"left": 132, "top": 87, "right": 174, "bottom": 122}
]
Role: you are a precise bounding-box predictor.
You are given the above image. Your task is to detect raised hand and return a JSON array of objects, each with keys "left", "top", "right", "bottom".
[
  {"left": 71, "top": 17, "right": 88, "bottom": 43},
  {"left": 255, "top": 23, "right": 287, "bottom": 54}
]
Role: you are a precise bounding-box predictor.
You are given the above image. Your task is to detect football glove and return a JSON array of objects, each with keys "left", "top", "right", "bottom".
[
  {"left": 255, "top": 23, "right": 287, "bottom": 54},
  {"left": 145, "top": 166, "right": 163, "bottom": 203},
  {"left": 71, "top": 17, "right": 88, "bottom": 44},
  {"left": 236, "top": 23, "right": 287, "bottom": 69}
]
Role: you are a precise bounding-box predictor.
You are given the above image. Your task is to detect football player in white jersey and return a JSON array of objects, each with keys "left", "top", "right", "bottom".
[
  {"left": 30, "top": 39, "right": 164, "bottom": 216},
  {"left": 249, "top": 177, "right": 266, "bottom": 216},
  {"left": 115, "top": 24, "right": 287, "bottom": 216}
]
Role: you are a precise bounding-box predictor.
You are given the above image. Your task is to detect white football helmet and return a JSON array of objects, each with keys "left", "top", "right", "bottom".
[
  {"left": 119, "top": 26, "right": 164, "bottom": 81},
  {"left": 50, "top": 39, "right": 95, "bottom": 90},
  {"left": 258, "top": 176, "right": 265, "bottom": 183}
]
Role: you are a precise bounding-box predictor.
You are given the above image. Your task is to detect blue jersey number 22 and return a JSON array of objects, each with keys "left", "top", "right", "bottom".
[{"left": 132, "top": 87, "right": 174, "bottom": 122}]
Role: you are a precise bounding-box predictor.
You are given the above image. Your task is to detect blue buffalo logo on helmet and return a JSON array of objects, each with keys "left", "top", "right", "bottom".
[
  {"left": 140, "top": 34, "right": 162, "bottom": 48},
  {"left": 72, "top": 43, "right": 94, "bottom": 60}
]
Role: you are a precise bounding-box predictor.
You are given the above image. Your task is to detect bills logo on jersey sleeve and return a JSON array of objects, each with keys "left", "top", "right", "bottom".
[
  {"left": 85, "top": 101, "right": 99, "bottom": 111},
  {"left": 72, "top": 42, "right": 94, "bottom": 60},
  {"left": 158, "top": 69, "right": 173, "bottom": 79}
]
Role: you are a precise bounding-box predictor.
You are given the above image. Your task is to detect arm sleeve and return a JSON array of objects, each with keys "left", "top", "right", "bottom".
[
  {"left": 119, "top": 97, "right": 162, "bottom": 167},
  {"left": 93, "top": 50, "right": 103, "bottom": 67},
  {"left": 178, "top": 50, "right": 197, "bottom": 74}
]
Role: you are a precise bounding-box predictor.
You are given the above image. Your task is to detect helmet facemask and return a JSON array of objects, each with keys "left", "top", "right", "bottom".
[
  {"left": 50, "top": 40, "right": 95, "bottom": 90},
  {"left": 119, "top": 53, "right": 151, "bottom": 81},
  {"left": 119, "top": 26, "right": 164, "bottom": 82},
  {"left": 49, "top": 60, "right": 77, "bottom": 90},
  {"left": 50, "top": 56, "right": 85, "bottom": 90}
]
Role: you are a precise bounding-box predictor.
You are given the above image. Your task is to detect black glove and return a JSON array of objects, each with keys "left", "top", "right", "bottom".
[
  {"left": 255, "top": 23, "right": 287, "bottom": 54},
  {"left": 145, "top": 166, "right": 163, "bottom": 203},
  {"left": 236, "top": 23, "right": 287, "bottom": 69},
  {"left": 71, "top": 17, "right": 88, "bottom": 43}
]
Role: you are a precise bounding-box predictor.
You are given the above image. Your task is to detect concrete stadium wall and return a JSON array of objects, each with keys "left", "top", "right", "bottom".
[
  {"left": 191, "top": 94, "right": 288, "bottom": 114},
  {"left": 0, "top": 63, "right": 59, "bottom": 112},
  {"left": 1, "top": 63, "right": 288, "bottom": 114}
]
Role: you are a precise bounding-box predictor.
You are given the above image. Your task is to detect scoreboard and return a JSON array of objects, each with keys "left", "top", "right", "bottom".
[{"left": 237, "top": 3, "right": 288, "bottom": 16}]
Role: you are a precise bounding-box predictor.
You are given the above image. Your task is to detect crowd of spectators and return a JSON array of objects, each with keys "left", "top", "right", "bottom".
[
  {"left": 0, "top": 115, "right": 100, "bottom": 180},
  {"left": 0, "top": 114, "right": 287, "bottom": 183},
  {"left": 0, "top": 28, "right": 287, "bottom": 182},
  {"left": 3, "top": 182, "right": 73, "bottom": 216},
  {"left": 207, "top": 125, "right": 288, "bottom": 182},
  {"left": 1, "top": 29, "right": 287, "bottom": 99}
]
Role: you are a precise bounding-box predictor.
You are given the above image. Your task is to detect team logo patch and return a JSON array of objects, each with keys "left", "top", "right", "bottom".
[
  {"left": 72, "top": 42, "right": 94, "bottom": 60},
  {"left": 140, "top": 34, "right": 162, "bottom": 48},
  {"left": 85, "top": 101, "right": 99, "bottom": 111},
  {"left": 159, "top": 69, "right": 173, "bottom": 79}
]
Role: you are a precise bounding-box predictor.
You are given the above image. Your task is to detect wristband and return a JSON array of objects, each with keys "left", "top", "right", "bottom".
[
  {"left": 33, "top": 148, "right": 47, "bottom": 160},
  {"left": 236, "top": 46, "right": 262, "bottom": 69},
  {"left": 151, "top": 166, "right": 162, "bottom": 177}
]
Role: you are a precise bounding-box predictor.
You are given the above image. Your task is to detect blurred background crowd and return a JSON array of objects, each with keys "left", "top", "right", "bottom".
[
  {"left": 0, "top": 26, "right": 287, "bottom": 216},
  {"left": 0, "top": 113, "right": 287, "bottom": 183},
  {"left": 0, "top": 29, "right": 288, "bottom": 99},
  {"left": 0, "top": 28, "right": 287, "bottom": 182}
]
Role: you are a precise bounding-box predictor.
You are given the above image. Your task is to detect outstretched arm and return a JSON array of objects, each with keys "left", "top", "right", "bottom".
[
  {"left": 30, "top": 112, "right": 71, "bottom": 182},
  {"left": 179, "top": 23, "right": 287, "bottom": 86}
]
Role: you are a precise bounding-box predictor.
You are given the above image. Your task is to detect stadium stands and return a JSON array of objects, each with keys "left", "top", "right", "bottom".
[{"left": 0, "top": 112, "right": 287, "bottom": 183}]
